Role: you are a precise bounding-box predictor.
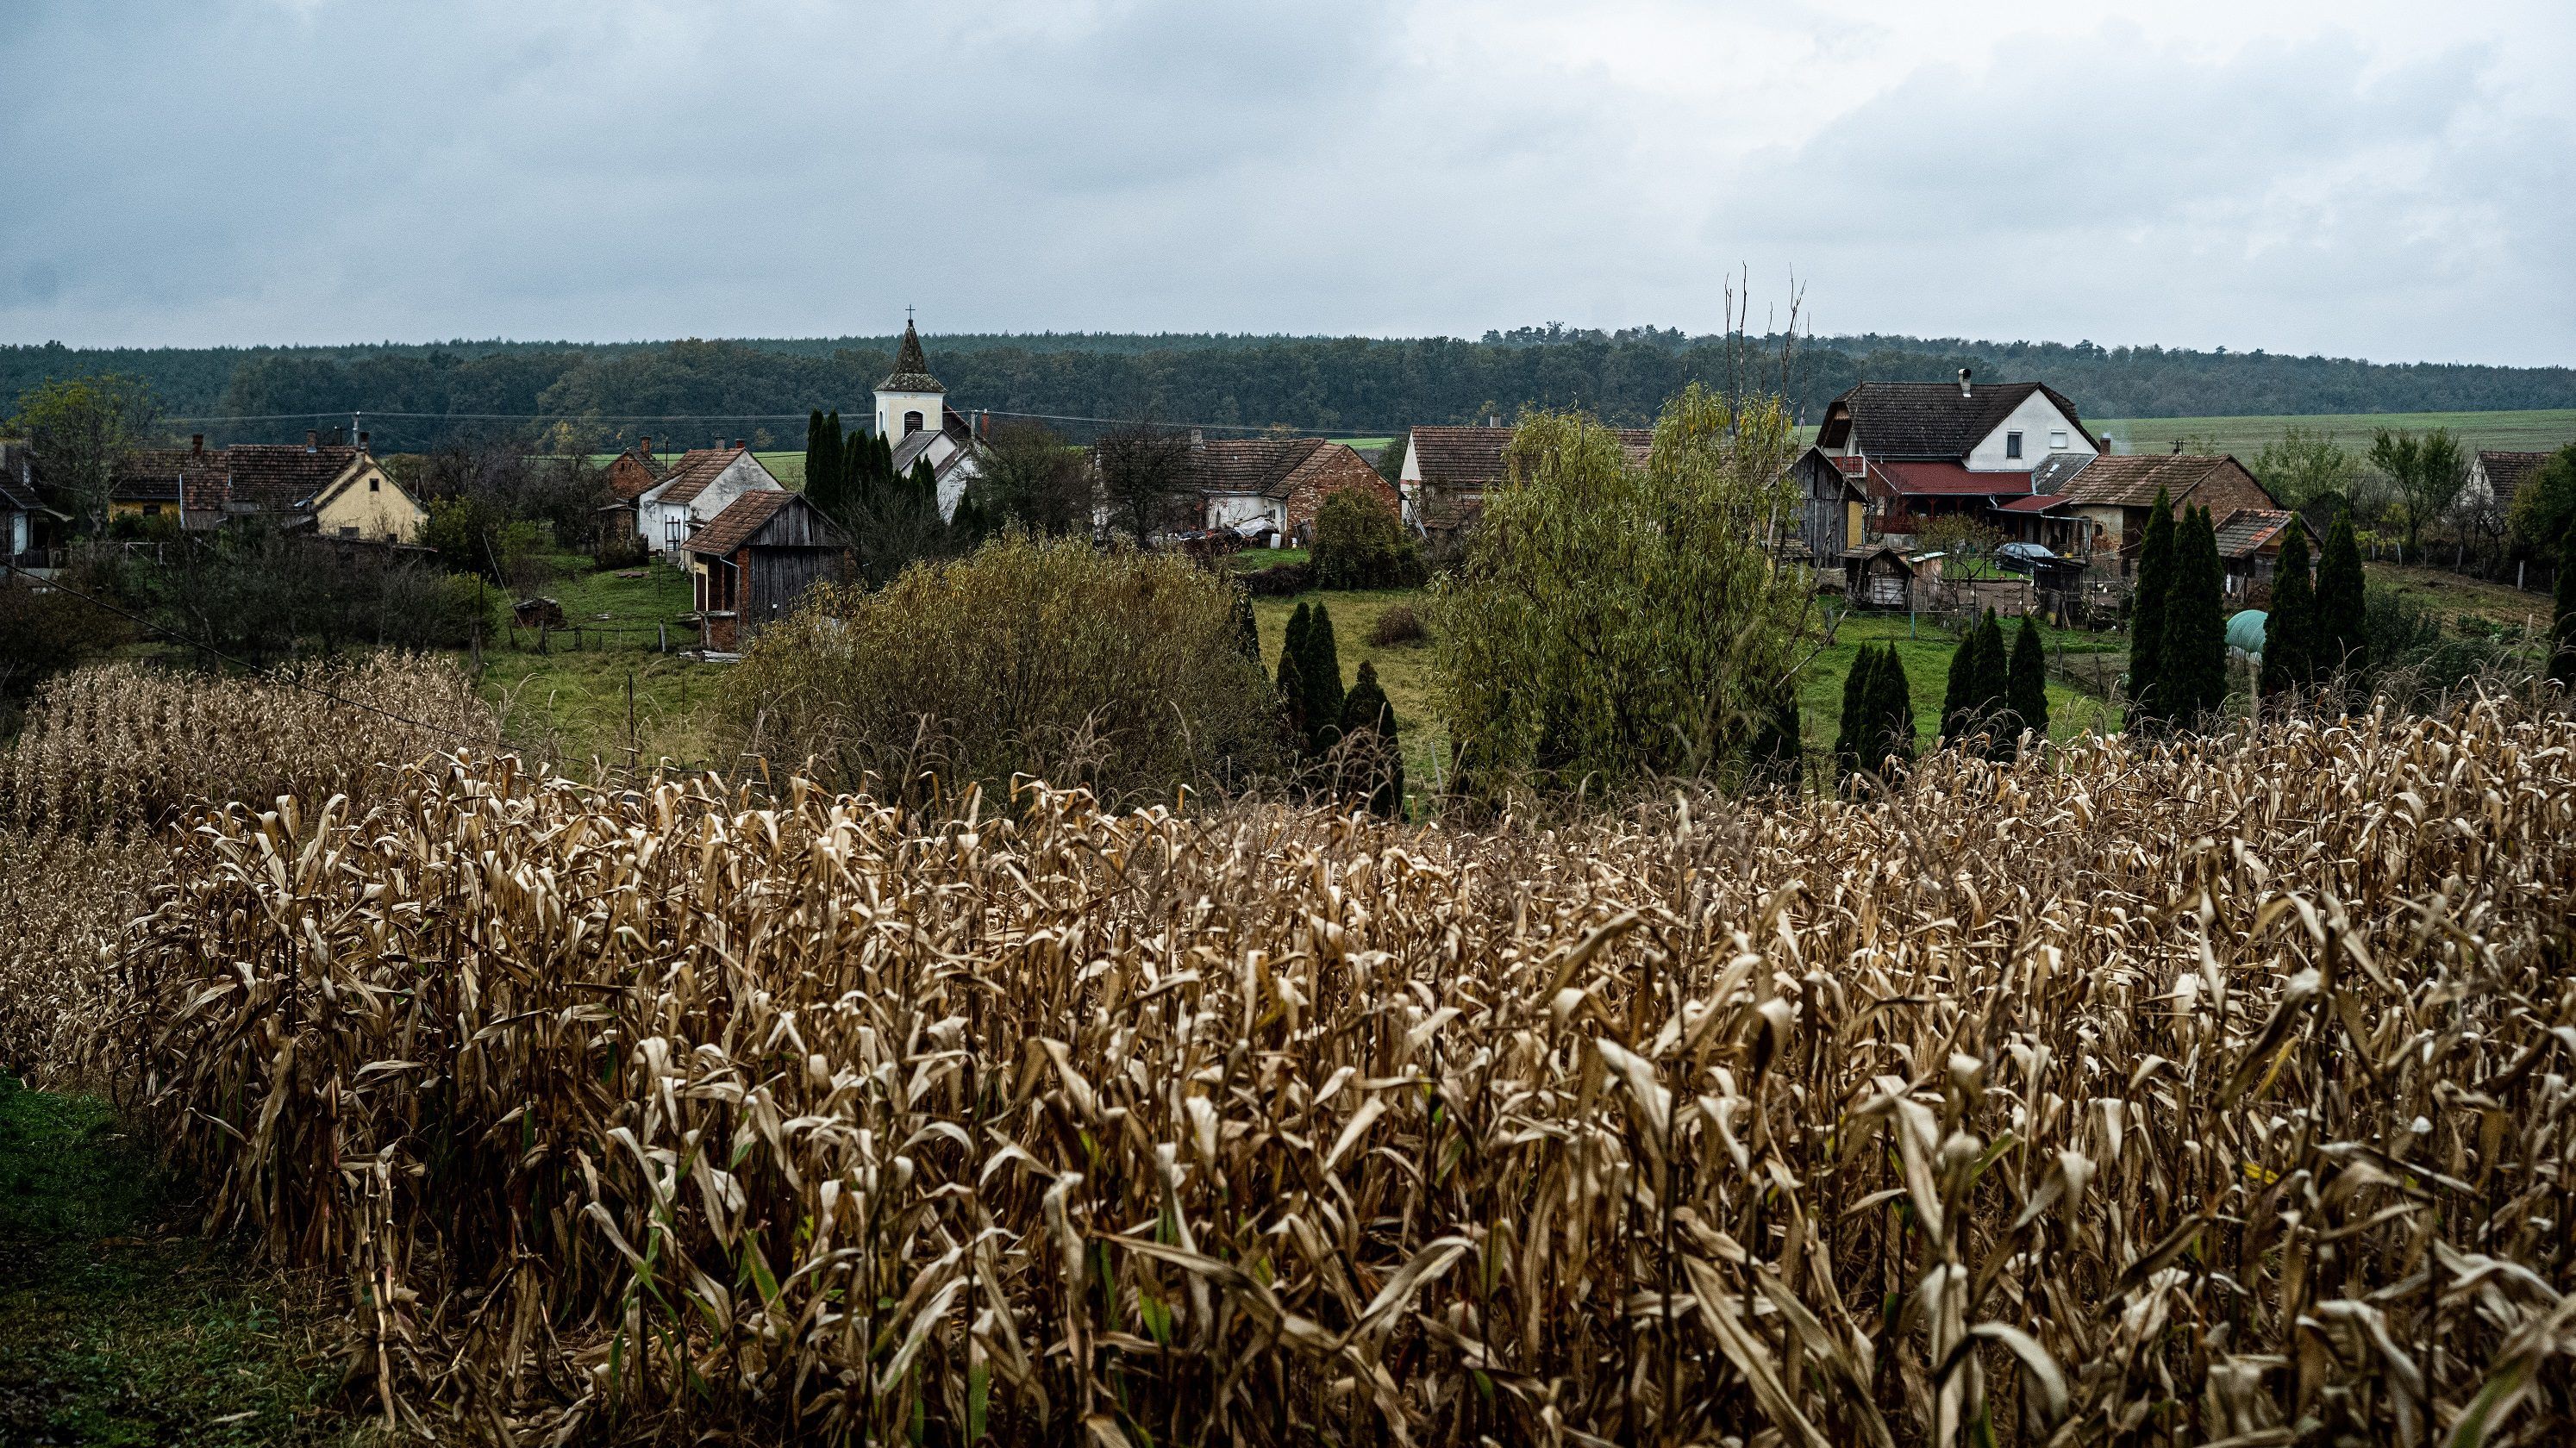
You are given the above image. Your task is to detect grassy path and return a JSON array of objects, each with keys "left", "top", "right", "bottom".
[{"left": 0, "top": 1078, "right": 354, "bottom": 1446}]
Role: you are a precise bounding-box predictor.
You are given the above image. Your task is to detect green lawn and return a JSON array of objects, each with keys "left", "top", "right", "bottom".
[
  {"left": 1231, "top": 546, "right": 1310, "bottom": 571},
  {"left": 1798, "top": 612, "right": 2125, "bottom": 754},
  {"left": 0, "top": 1078, "right": 356, "bottom": 1445},
  {"left": 455, "top": 552, "right": 723, "bottom": 771},
  {"left": 2095, "top": 409, "right": 2576, "bottom": 458},
  {"left": 1250, "top": 589, "right": 1447, "bottom": 800}
]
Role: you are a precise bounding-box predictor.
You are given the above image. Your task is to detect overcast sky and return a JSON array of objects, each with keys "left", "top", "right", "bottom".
[{"left": 3, "top": 0, "right": 2570, "bottom": 365}]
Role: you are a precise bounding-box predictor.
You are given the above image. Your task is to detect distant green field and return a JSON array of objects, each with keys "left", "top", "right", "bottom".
[{"left": 2095, "top": 409, "right": 2576, "bottom": 459}]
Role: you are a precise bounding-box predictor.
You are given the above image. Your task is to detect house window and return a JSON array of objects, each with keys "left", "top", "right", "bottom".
[
  {"left": 2006, "top": 431, "right": 2024, "bottom": 459},
  {"left": 340, "top": 525, "right": 359, "bottom": 539},
  {"left": 2049, "top": 430, "right": 2068, "bottom": 452},
  {"left": 368, "top": 476, "right": 380, "bottom": 491},
  {"left": 903, "top": 410, "right": 924, "bottom": 436}
]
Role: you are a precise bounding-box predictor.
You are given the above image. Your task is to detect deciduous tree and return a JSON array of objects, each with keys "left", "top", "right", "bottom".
[
  {"left": 2368, "top": 427, "right": 2468, "bottom": 559},
  {"left": 9, "top": 373, "right": 159, "bottom": 534}
]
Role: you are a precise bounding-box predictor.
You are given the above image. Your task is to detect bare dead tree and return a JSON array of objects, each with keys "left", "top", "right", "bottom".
[{"left": 1095, "top": 420, "right": 1196, "bottom": 545}]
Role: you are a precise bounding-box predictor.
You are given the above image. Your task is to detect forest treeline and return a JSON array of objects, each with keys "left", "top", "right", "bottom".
[{"left": 6, "top": 328, "right": 2571, "bottom": 448}]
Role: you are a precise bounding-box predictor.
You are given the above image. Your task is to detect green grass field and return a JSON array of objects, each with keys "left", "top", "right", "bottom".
[
  {"left": 455, "top": 552, "right": 721, "bottom": 770},
  {"left": 2095, "top": 409, "right": 2576, "bottom": 459}
]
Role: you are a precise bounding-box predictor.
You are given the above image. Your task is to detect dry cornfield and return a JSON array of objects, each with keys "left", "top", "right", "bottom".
[
  {"left": 0, "top": 656, "right": 499, "bottom": 1082},
  {"left": 68, "top": 692, "right": 2573, "bottom": 1446}
]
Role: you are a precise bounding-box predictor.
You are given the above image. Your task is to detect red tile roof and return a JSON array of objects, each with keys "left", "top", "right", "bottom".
[
  {"left": 1998, "top": 493, "right": 2071, "bottom": 514},
  {"left": 1868, "top": 460, "right": 2031, "bottom": 496}
]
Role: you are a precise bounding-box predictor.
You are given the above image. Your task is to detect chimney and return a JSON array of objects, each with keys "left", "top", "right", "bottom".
[
  {"left": 2171, "top": 438, "right": 2185, "bottom": 455},
  {"left": 1488, "top": 415, "right": 1499, "bottom": 428},
  {"left": 356, "top": 430, "right": 369, "bottom": 452},
  {"left": 1190, "top": 428, "right": 1204, "bottom": 446},
  {"left": 1957, "top": 368, "right": 1972, "bottom": 398},
  {"left": 638, "top": 434, "right": 651, "bottom": 459},
  {"left": 976, "top": 410, "right": 988, "bottom": 440},
  {"left": 733, "top": 437, "right": 747, "bottom": 450},
  {"left": 305, "top": 428, "right": 320, "bottom": 451},
  {"left": 191, "top": 434, "right": 204, "bottom": 455}
]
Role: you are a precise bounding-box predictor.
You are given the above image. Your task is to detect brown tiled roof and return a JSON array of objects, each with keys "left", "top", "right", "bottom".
[
  {"left": 607, "top": 446, "right": 667, "bottom": 501},
  {"left": 2477, "top": 451, "right": 2555, "bottom": 510},
  {"left": 1191, "top": 438, "right": 1327, "bottom": 498},
  {"left": 111, "top": 446, "right": 200, "bottom": 502},
  {"left": 684, "top": 490, "right": 791, "bottom": 556},
  {"left": 2060, "top": 454, "right": 2251, "bottom": 509},
  {"left": 218, "top": 445, "right": 362, "bottom": 510},
  {"left": 653, "top": 446, "right": 756, "bottom": 506},
  {"left": 686, "top": 490, "right": 847, "bottom": 557},
  {"left": 1815, "top": 381, "right": 2094, "bottom": 459},
  {"left": 1409, "top": 425, "right": 1653, "bottom": 489},
  {"left": 2213, "top": 508, "right": 2296, "bottom": 559}
]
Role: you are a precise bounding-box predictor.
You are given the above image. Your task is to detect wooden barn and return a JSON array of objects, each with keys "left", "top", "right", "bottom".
[
  {"left": 682, "top": 490, "right": 850, "bottom": 654},
  {"left": 1786, "top": 446, "right": 1868, "bottom": 561}
]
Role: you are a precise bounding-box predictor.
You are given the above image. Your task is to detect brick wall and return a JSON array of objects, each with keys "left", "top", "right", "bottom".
[{"left": 1282, "top": 446, "right": 1401, "bottom": 539}]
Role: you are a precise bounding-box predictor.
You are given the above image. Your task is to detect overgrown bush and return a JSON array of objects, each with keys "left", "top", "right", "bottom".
[
  {"left": 593, "top": 530, "right": 651, "bottom": 571},
  {"left": 721, "top": 529, "right": 1285, "bottom": 804},
  {"left": 1310, "top": 485, "right": 1422, "bottom": 590},
  {"left": 1365, "top": 602, "right": 1428, "bottom": 646},
  {"left": 1239, "top": 559, "right": 1315, "bottom": 596}
]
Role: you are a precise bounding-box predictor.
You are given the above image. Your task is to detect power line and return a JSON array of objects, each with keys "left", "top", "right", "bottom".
[{"left": 159, "top": 406, "right": 1411, "bottom": 438}]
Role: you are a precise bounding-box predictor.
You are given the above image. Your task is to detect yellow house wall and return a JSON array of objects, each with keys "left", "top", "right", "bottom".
[{"left": 316, "top": 465, "right": 427, "bottom": 542}]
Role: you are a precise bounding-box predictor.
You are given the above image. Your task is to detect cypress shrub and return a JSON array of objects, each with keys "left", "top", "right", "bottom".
[
  {"left": 1231, "top": 589, "right": 1261, "bottom": 664},
  {"left": 2160, "top": 507, "right": 2229, "bottom": 728},
  {"left": 1972, "top": 609, "right": 2010, "bottom": 758},
  {"left": 1275, "top": 643, "right": 1309, "bottom": 747},
  {"left": 1301, "top": 603, "right": 1346, "bottom": 751},
  {"left": 1940, "top": 630, "right": 1977, "bottom": 749},
  {"left": 2314, "top": 508, "right": 2368, "bottom": 682},
  {"left": 1872, "top": 646, "right": 1917, "bottom": 771},
  {"left": 2554, "top": 523, "right": 2576, "bottom": 689},
  {"left": 1335, "top": 660, "right": 1404, "bottom": 818},
  {"left": 1282, "top": 602, "right": 1311, "bottom": 682},
  {"left": 804, "top": 410, "right": 828, "bottom": 509},
  {"left": 2008, "top": 614, "right": 2048, "bottom": 748},
  {"left": 1834, "top": 646, "right": 1880, "bottom": 780},
  {"left": 1747, "top": 688, "right": 1802, "bottom": 793},
  {"left": 2128, "top": 489, "right": 2178, "bottom": 732},
  {"left": 2262, "top": 519, "right": 2316, "bottom": 696}
]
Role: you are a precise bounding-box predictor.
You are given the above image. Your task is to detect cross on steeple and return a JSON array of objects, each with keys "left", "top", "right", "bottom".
[{"left": 906, "top": 304, "right": 915, "bottom": 325}]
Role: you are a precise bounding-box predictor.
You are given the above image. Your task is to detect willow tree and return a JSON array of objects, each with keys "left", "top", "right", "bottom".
[{"left": 1429, "top": 384, "right": 1809, "bottom": 800}]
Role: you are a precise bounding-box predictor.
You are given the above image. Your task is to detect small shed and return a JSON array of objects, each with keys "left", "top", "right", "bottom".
[
  {"left": 1841, "top": 545, "right": 1923, "bottom": 609},
  {"left": 1786, "top": 446, "right": 1868, "bottom": 561},
  {"left": 683, "top": 491, "right": 851, "bottom": 653}
]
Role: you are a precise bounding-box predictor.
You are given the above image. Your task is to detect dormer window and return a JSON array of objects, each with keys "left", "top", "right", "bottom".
[{"left": 2006, "top": 431, "right": 2024, "bottom": 460}]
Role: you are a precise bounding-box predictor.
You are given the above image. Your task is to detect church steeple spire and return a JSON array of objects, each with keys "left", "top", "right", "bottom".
[{"left": 879, "top": 318, "right": 944, "bottom": 394}]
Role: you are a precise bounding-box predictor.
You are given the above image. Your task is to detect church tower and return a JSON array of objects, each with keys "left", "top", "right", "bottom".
[{"left": 874, "top": 318, "right": 947, "bottom": 442}]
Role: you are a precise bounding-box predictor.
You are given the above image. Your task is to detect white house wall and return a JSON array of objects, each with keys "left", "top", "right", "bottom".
[
  {"left": 936, "top": 454, "right": 981, "bottom": 522},
  {"left": 1963, "top": 393, "right": 2096, "bottom": 472},
  {"left": 876, "top": 389, "right": 944, "bottom": 441},
  {"left": 1205, "top": 492, "right": 1278, "bottom": 533}
]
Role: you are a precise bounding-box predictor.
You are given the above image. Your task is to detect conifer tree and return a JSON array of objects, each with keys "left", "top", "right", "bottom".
[
  {"left": 1231, "top": 589, "right": 1261, "bottom": 664},
  {"left": 2313, "top": 507, "right": 2368, "bottom": 682},
  {"left": 1274, "top": 645, "right": 1308, "bottom": 749},
  {"left": 1747, "top": 688, "right": 1802, "bottom": 793},
  {"left": 2008, "top": 614, "right": 2048, "bottom": 748},
  {"left": 1337, "top": 660, "right": 1404, "bottom": 817},
  {"left": 2159, "top": 506, "right": 2229, "bottom": 728},
  {"left": 1941, "top": 629, "right": 1978, "bottom": 749},
  {"left": 804, "top": 409, "right": 826, "bottom": 494},
  {"left": 909, "top": 457, "right": 939, "bottom": 515},
  {"left": 2550, "top": 521, "right": 2576, "bottom": 690},
  {"left": 1835, "top": 646, "right": 1880, "bottom": 781},
  {"left": 1283, "top": 601, "right": 1311, "bottom": 677},
  {"left": 815, "top": 410, "right": 847, "bottom": 515},
  {"left": 2261, "top": 518, "right": 2316, "bottom": 696},
  {"left": 1971, "top": 609, "right": 2011, "bottom": 758},
  {"left": 2128, "top": 489, "right": 2178, "bottom": 732},
  {"left": 1872, "top": 646, "right": 1917, "bottom": 771},
  {"left": 1300, "top": 603, "right": 1346, "bottom": 751}
]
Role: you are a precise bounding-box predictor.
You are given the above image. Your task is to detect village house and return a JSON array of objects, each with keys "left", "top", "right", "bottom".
[
  {"left": 2035, "top": 452, "right": 2284, "bottom": 577},
  {"left": 1192, "top": 435, "right": 1397, "bottom": 545},
  {"left": 109, "top": 431, "right": 427, "bottom": 543},
  {"left": 682, "top": 490, "right": 850, "bottom": 654},
  {"left": 2, "top": 440, "right": 67, "bottom": 569},
  {"left": 1814, "top": 371, "right": 2101, "bottom": 546},
  {"left": 595, "top": 436, "right": 666, "bottom": 541},
  {"left": 873, "top": 320, "right": 990, "bottom": 523},
  {"left": 1398, "top": 421, "right": 1653, "bottom": 534},
  {"left": 2465, "top": 450, "right": 2555, "bottom": 520},
  {"left": 637, "top": 441, "right": 785, "bottom": 560}
]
